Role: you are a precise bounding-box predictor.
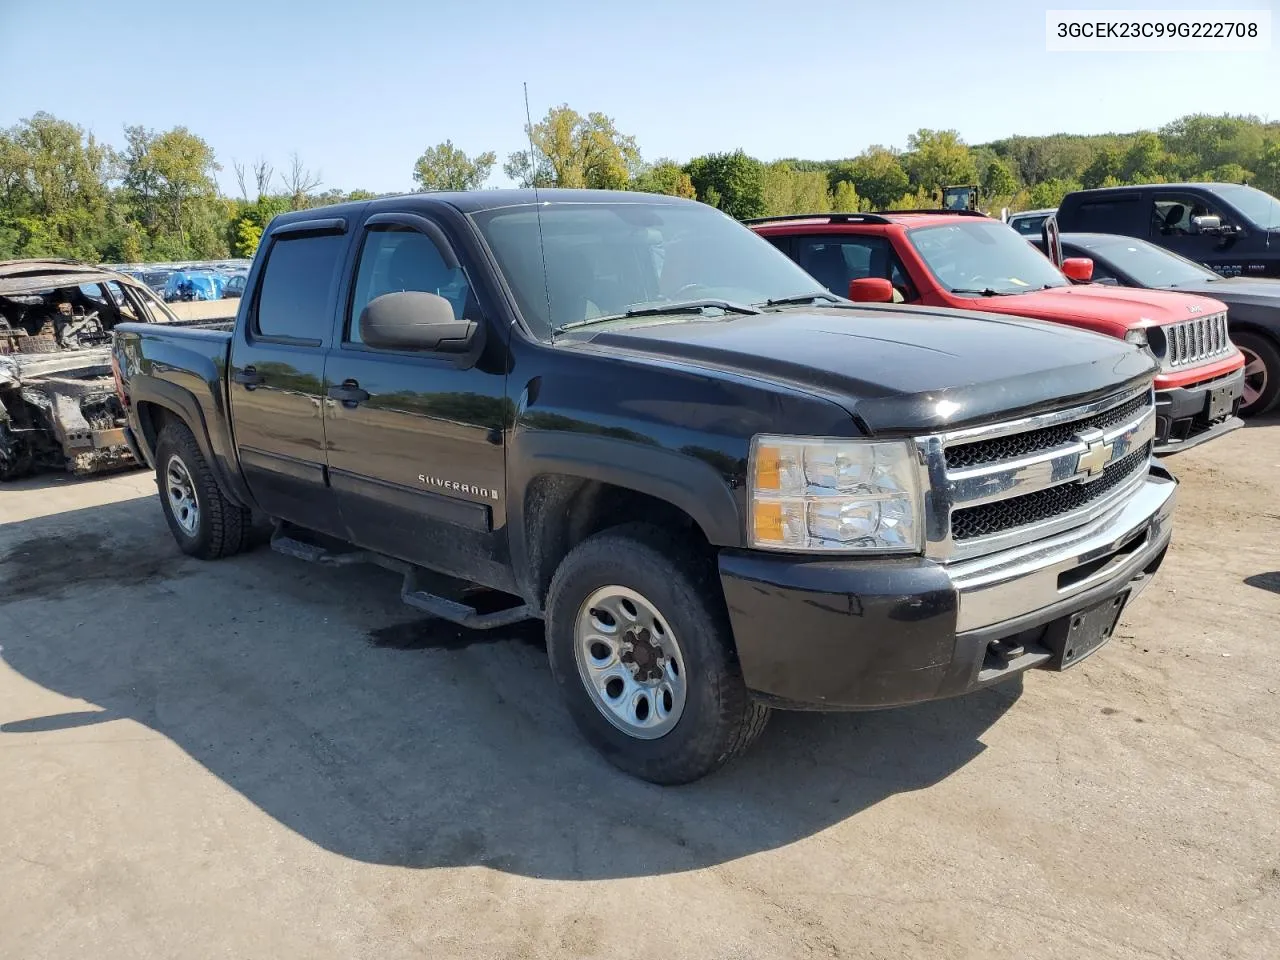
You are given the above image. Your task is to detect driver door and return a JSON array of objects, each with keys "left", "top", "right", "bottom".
[
  {"left": 322, "top": 213, "right": 513, "bottom": 591},
  {"left": 1149, "top": 192, "right": 1234, "bottom": 270}
]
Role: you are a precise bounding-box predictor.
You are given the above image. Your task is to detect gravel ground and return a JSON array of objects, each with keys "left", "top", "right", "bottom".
[{"left": 1, "top": 416, "right": 1277, "bottom": 960}]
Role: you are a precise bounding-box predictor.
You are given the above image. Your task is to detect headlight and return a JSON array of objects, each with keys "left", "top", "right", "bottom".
[
  {"left": 748, "top": 436, "right": 923, "bottom": 553},
  {"left": 1124, "top": 329, "right": 1148, "bottom": 347}
]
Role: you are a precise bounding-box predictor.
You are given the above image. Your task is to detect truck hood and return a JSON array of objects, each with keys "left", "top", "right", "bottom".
[
  {"left": 966, "top": 285, "right": 1227, "bottom": 336},
  {"left": 574, "top": 304, "right": 1155, "bottom": 435}
]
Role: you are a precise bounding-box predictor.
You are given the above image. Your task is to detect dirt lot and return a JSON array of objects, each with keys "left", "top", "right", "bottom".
[{"left": 2, "top": 418, "right": 1278, "bottom": 960}]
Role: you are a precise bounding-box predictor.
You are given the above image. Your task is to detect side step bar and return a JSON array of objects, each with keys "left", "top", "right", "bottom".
[{"left": 270, "top": 525, "right": 534, "bottom": 630}]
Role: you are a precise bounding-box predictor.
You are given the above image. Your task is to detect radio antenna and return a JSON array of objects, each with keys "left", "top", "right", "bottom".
[{"left": 523, "top": 82, "right": 554, "bottom": 342}]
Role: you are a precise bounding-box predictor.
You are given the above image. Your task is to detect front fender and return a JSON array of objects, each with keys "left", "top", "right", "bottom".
[{"left": 512, "top": 429, "right": 742, "bottom": 545}]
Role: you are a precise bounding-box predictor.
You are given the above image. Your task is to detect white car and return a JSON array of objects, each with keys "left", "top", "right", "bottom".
[{"left": 1007, "top": 207, "right": 1057, "bottom": 238}]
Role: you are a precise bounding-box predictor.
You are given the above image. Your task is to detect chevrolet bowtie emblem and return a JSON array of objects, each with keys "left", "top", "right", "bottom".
[{"left": 1074, "top": 430, "right": 1114, "bottom": 480}]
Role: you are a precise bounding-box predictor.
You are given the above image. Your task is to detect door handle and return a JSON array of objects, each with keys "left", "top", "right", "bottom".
[
  {"left": 327, "top": 380, "right": 370, "bottom": 406},
  {"left": 233, "top": 366, "right": 264, "bottom": 389}
]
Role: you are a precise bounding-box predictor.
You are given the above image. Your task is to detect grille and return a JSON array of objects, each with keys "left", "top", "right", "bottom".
[
  {"left": 945, "top": 393, "right": 1149, "bottom": 470},
  {"left": 1164, "top": 313, "right": 1230, "bottom": 369},
  {"left": 951, "top": 443, "right": 1151, "bottom": 541}
]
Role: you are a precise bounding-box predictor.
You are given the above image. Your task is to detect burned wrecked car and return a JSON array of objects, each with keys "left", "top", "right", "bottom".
[{"left": 0, "top": 259, "right": 178, "bottom": 480}]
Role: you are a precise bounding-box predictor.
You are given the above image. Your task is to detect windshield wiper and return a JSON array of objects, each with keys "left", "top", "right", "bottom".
[
  {"left": 555, "top": 299, "right": 762, "bottom": 333},
  {"left": 759, "top": 291, "right": 843, "bottom": 307},
  {"left": 951, "top": 287, "right": 1016, "bottom": 297}
]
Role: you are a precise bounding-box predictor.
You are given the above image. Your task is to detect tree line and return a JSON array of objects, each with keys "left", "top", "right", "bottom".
[{"left": 3, "top": 107, "right": 1279, "bottom": 264}]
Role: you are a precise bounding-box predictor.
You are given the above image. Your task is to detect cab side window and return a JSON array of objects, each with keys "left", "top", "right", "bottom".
[
  {"left": 1150, "top": 194, "right": 1228, "bottom": 240},
  {"left": 794, "top": 236, "right": 916, "bottom": 302},
  {"left": 254, "top": 232, "right": 346, "bottom": 343},
  {"left": 347, "top": 226, "right": 473, "bottom": 346}
]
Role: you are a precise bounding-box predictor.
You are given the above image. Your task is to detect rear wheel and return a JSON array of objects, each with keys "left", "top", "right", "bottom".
[
  {"left": 546, "top": 523, "right": 769, "bottom": 784},
  {"left": 1234, "top": 330, "right": 1280, "bottom": 417},
  {"left": 155, "top": 420, "right": 252, "bottom": 560}
]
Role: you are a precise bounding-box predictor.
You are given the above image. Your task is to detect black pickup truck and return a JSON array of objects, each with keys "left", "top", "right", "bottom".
[
  {"left": 1056, "top": 182, "right": 1280, "bottom": 279},
  {"left": 113, "top": 190, "right": 1177, "bottom": 784}
]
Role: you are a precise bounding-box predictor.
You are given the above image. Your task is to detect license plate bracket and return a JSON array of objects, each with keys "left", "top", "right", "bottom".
[
  {"left": 1046, "top": 593, "right": 1127, "bottom": 670},
  {"left": 1206, "top": 384, "right": 1235, "bottom": 421}
]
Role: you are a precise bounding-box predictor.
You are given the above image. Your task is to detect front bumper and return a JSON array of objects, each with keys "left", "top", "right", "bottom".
[
  {"left": 1153, "top": 368, "right": 1244, "bottom": 454},
  {"left": 719, "top": 465, "right": 1177, "bottom": 710}
]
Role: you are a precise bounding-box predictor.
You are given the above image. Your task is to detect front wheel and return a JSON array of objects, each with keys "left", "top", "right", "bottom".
[
  {"left": 1234, "top": 330, "right": 1280, "bottom": 417},
  {"left": 546, "top": 524, "right": 769, "bottom": 784}
]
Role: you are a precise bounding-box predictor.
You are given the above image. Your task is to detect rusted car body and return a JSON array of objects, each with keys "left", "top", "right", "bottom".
[{"left": 0, "top": 259, "right": 179, "bottom": 479}]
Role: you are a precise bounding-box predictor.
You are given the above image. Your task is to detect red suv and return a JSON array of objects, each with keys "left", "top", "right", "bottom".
[{"left": 749, "top": 211, "right": 1246, "bottom": 453}]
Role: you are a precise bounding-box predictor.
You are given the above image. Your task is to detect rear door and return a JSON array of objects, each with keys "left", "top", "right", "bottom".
[
  {"left": 322, "top": 211, "right": 512, "bottom": 591},
  {"left": 228, "top": 218, "right": 348, "bottom": 533}
]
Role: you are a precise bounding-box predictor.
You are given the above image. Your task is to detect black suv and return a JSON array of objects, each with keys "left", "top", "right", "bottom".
[{"left": 1056, "top": 183, "right": 1280, "bottom": 279}]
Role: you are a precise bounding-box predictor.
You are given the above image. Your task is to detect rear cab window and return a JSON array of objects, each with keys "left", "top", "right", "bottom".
[
  {"left": 1069, "top": 197, "right": 1140, "bottom": 233},
  {"left": 254, "top": 232, "right": 346, "bottom": 344}
]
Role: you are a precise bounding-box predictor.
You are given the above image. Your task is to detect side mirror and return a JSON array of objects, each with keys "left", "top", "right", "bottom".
[
  {"left": 1190, "top": 214, "right": 1222, "bottom": 235},
  {"left": 1061, "top": 257, "right": 1094, "bottom": 282},
  {"left": 847, "top": 278, "right": 895, "bottom": 303},
  {"left": 359, "top": 291, "right": 476, "bottom": 352}
]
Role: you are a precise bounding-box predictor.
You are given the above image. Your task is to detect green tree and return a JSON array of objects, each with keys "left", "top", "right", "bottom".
[
  {"left": 761, "top": 161, "right": 831, "bottom": 216},
  {"left": 122, "top": 125, "right": 223, "bottom": 255},
  {"left": 0, "top": 112, "right": 113, "bottom": 259},
  {"left": 1161, "top": 114, "right": 1267, "bottom": 179},
  {"left": 904, "top": 129, "right": 976, "bottom": 193},
  {"left": 832, "top": 147, "right": 908, "bottom": 210},
  {"left": 684, "top": 150, "right": 766, "bottom": 219},
  {"left": 980, "top": 158, "right": 1018, "bottom": 199},
  {"left": 1027, "top": 178, "right": 1082, "bottom": 209},
  {"left": 504, "top": 105, "right": 639, "bottom": 189},
  {"left": 1081, "top": 148, "right": 1122, "bottom": 189},
  {"left": 412, "top": 140, "right": 496, "bottom": 191},
  {"left": 1255, "top": 142, "right": 1280, "bottom": 195},
  {"left": 831, "top": 180, "right": 860, "bottom": 213},
  {"left": 1211, "top": 163, "right": 1251, "bottom": 184},
  {"left": 631, "top": 159, "right": 696, "bottom": 198},
  {"left": 884, "top": 187, "right": 936, "bottom": 211},
  {"left": 1120, "top": 133, "right": 1168, "bottom": 183}
]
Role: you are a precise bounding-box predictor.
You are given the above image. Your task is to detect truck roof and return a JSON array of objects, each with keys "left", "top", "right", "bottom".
[
  {"left": 1064, "top": 182, "right": 1243, "bottom": 198},
  {"left": 267, "top": 189, "right": 696, "bottom": 230}
]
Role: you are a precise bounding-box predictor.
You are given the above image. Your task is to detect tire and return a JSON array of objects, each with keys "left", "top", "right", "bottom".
[
  {"left": 154, "top": 420, "right": 252, "bottom": 560},
  {"left": 546, "top": 523, "right": 770, "bottom": 784},
  {"left": 1233, "top": 330, "right": 1280, "bottom": 417}
]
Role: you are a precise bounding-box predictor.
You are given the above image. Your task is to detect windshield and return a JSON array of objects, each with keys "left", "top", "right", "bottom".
[
  {"left": 1011, "top": 214, "right": 1049, "bottom": 237},
  {"left": 1215, "top": 184, "right": 1280, "bottom": 230},
  {"left": 908, "top": 220, "right": 1069, "bottom": 295},
  {"left": 1083, "top": 236, "right": 1218, "bottom": 288},
  {"left": 471, "top": 201, "right": 824, "bottom": 338}
]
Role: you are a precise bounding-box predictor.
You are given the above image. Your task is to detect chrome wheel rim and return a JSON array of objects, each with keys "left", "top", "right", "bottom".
[
  {"left": 165, "top": 455, "right": 200, "bottom": 537},
  {"left": 1240, "top": 345, "right": 1268, "bottom": 411},
  {"left": 574, "top": 585, "right": 687, "bottom": 740}
]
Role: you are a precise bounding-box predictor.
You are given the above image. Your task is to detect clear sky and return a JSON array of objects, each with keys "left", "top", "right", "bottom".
[{"left": 2, "top": 0, "right": 1277, "bottom": 196}]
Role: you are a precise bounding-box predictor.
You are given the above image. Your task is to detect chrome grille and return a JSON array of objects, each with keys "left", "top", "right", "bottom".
[
  {"left": 952, "top": 443, "right": 1152, "bottom": 541},
  {"left": 916, "top": 387, "right": 1155, "bottom": 561},
  {"left": 945, "top": 393, "right": 1148, "bottom": 469},
  {"left": 1164, "top": 312, "right": 1231, "bottom": 369}
]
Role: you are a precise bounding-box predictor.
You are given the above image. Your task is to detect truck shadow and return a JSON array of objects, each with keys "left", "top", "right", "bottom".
[{"left": 0, "top": 492, "right": 1018, "bottom": 881}]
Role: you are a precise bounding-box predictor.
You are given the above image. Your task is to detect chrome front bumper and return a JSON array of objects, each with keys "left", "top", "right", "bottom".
[{"left": 950, "top": 465, "right": 1177, "bottom": 633}]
